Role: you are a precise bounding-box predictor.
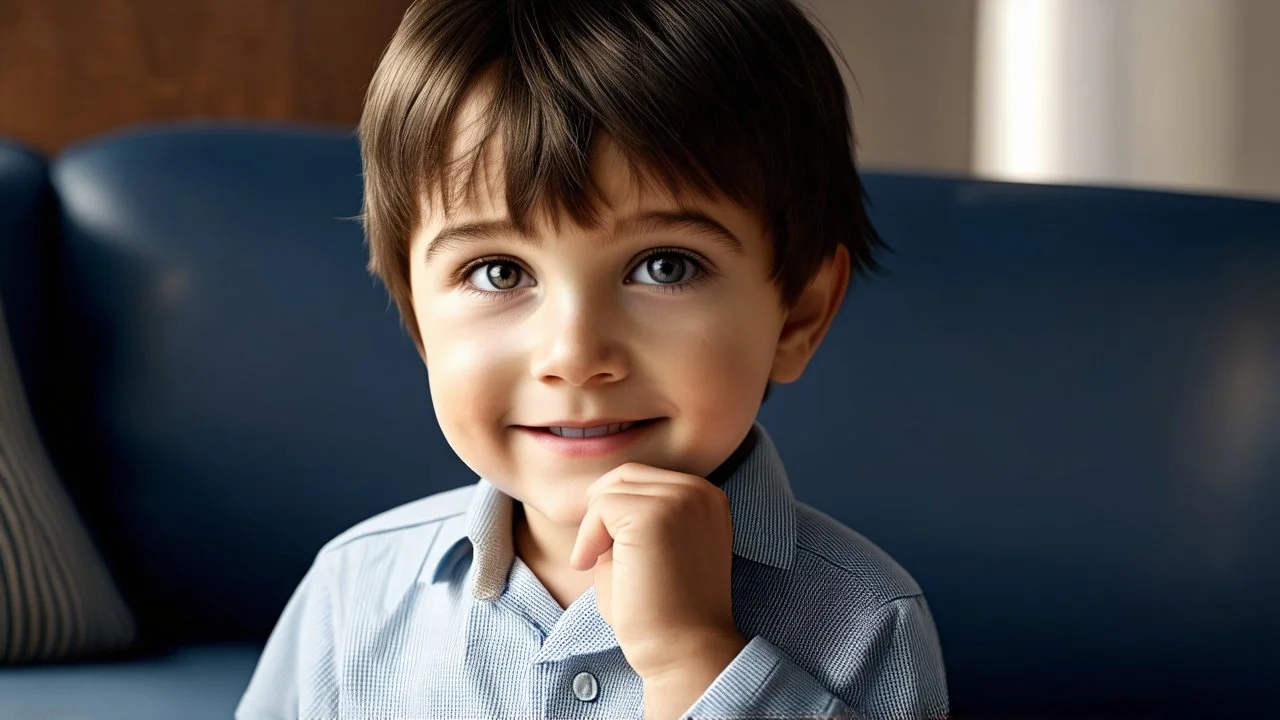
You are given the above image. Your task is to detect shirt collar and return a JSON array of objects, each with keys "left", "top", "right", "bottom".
[{"left": 432, "top": 423, "right": 797, "bottom": 599}]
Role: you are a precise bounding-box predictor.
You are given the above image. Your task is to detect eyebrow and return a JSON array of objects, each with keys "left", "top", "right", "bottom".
[{"left": 422, "top": 209, "right": 746, "bottom": 264}]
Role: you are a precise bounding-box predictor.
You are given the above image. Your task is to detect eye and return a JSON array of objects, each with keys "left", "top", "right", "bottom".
[
  {"left": 627, "top": 251, "right": 703, "bottom": 286},
  {"left": 467, "top": 260, "right": 534, "bottom": 292}
]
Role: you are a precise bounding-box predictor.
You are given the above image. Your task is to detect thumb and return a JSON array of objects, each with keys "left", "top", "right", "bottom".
[
  {"left": 592, "top": 547, "right": 615, "bottom": 627},
  {"left": 569, "top": 502, "right": 615, "bottom": 571}
]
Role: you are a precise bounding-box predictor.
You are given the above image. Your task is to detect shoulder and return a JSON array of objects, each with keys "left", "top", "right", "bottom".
[
  {"left": 307, "top": 483, "right": 477, "bottom": 592},
  {"left": 237, "top": 484, "right": 481, "bottom": 720},
  {"left": 319, "top": 482, "right": 476, "bottom": 555},
  {"left": 741, "top": 504, "right": 948, "bottom": 715},
  {"left": 790, "top": 501, "right": 923, "bottom": 608}
]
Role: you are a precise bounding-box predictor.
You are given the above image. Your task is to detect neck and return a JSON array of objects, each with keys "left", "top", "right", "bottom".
[
  {"left": 514, "top": 501, "right": 595, "bottom": 608},
  {"left": 706, "top": 425, "right": 758, "bottom": 487}
]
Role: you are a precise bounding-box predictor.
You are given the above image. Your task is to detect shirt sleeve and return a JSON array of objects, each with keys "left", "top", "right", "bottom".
[
  {"left": 234, "top": 556, "right": 342, "bottom": 720},
  {"left": 683, "top": 595, "right": 949, "bottom": 720}
]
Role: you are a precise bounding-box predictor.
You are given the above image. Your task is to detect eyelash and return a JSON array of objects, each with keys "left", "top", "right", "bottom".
[
  {"left": 627, "top": 247, "right": 713, "bottom": 294},
  {"left": 455, "top": 254, "right": 528, "bottom": 302},
  {"left": 454, "top": 247, "right": 715, "bottom": 299}
]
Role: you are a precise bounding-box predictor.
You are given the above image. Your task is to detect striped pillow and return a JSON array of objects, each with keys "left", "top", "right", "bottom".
[{"left": 0, "top": 297, "right": 136, "bottom": 663}]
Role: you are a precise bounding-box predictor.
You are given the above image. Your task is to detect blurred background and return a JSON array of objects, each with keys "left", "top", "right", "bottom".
[{"left": 2, "top": 0, "right": 1278, "bottom": 199}]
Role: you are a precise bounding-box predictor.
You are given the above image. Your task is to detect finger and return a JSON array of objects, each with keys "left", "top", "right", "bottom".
[
  {"left": 586, "top": 463, "right": 701, "bottom": 500},
  {"left": 571, "top": 488, "right": 674, "bottom": 569},
  {"left": 589, "top": 481, "right": 684, "bottom": 499},
  {"left": 569, "top": 500, "right": 614, "bottom": 571},
  {"left": 592, "top": 547, "right": 614, "bottom": 626},
  {"left": 574, "top": 475, "right": 664, "bottom": 569},
  {"left": 608, "top": 462, "right": 700, "bottom": 484},
  {"left": 589, "top": 477, "right": 727, "bottom": 515},
  {"left": 584, "top": 468, "right": 629, "bottom": 501}
]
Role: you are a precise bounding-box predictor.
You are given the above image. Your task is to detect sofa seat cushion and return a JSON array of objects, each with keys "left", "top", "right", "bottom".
[{"left": 0, "top": 643, "right": 260, "bottom": 719}]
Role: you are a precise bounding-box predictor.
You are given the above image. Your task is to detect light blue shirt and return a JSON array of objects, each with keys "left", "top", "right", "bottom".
[{"left": 236, "top": 426, "right": 949, "bottom": 719}]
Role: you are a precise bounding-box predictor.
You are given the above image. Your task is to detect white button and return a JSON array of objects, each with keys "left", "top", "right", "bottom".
[{"left": 572, "top": 671, "right": 599, "bottom": 702}]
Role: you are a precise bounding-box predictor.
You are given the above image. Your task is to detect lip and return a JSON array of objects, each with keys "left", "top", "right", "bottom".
[
  {"left": 514, "top": 418, "right": 663, "bottom": 458},
  {"left": 533, "top": 418, "right": 641, "bottom": 428}
]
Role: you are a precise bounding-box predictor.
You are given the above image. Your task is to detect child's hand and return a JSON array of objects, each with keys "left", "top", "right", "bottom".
[{"left": 569, "top": 463, "right": 748, "bottom": 717}]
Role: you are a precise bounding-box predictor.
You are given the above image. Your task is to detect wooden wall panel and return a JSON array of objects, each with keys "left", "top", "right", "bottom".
[{"left": 0, "top": 0, "right": 410, "bottom": 153}]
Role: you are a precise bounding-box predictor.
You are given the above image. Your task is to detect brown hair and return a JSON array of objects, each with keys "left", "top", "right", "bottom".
[{"left": 360, "top": 0, "right": 882, "bottom": 343}]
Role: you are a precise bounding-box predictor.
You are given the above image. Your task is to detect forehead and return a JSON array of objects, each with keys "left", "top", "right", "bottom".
[{"left": 420, "top": 72, "right": 755, "bottom": 238}]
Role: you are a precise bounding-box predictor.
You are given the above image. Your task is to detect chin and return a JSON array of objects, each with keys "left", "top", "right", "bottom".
[
  {"left": 510, "top": 476, "right": 588, "bottom": 525},
  {"left": 531, "top": 499, "right": 589, "bottom": 527}
]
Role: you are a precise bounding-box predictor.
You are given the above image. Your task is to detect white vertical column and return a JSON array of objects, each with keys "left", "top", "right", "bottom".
[
  {"left": 972, "top": 0, "right": 1241, "bottom": 193},
  {"left": 973, "top": 0, "right": 1069, "bottom": 181}
]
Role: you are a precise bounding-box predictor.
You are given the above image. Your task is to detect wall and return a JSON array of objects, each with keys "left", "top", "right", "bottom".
[
  {"left": 1, "top": 0, "right": 1277, "bottom": 199},
  {"left": 803, "top": 0, "right": 977, "bottom": 175},
  {"left": 967, "top": 0, "right": 1280, "bottom": 198},
  {"left": 0, "top": 0, "right": 978, "bottom": 169},
  {"left": 0, "top": 0, "right": 406, "bottom": 152},
  {"left": 1235, "top": 0, "right": 1280, "bottom": 199}
]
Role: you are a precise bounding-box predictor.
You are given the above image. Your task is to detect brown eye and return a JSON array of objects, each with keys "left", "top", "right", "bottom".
[
  {"left": 468, "top": 260, "right": 532, "bottom": 292},
  {"left": 629, "top": 252, "right": 700, "bottom": 285}
]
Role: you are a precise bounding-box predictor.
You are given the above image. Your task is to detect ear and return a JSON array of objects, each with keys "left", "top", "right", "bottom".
[{"left": 770, "top": 244, "right": 851, "bottom": 384}]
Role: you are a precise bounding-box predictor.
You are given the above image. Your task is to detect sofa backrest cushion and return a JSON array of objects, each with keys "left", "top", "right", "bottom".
[
  {"left": 50, "top": 125, "right": 469, "bottom": 647},
  {"left": 0, "top": 141, "right": 54, "bottom": 429},
  {"left": 760, "top": 174, "right": 1280, "bottom": 715}
]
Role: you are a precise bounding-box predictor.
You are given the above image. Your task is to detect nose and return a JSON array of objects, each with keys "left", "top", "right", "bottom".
[{"left": 529, "top": 294, "right": 630, "bottom": 387}]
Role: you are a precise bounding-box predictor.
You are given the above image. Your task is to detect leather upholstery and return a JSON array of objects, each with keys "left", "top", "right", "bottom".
[
  {"left": 761, "top": 174, "right": 1280, "bottom": 715},
  {"left": 50, "top": 125, "right": 469, "bottom": 648},
  {"left": 0, "top": 643, "right": 258, "bottom": 720},
  {"left": 0, "top": 141, "right": 53, "bottom": 427}
]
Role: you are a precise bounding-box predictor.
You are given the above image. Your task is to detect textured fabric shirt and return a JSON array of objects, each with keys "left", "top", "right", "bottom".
[{"left": 236, "top": 425, "right": 949, "bottom": 719}]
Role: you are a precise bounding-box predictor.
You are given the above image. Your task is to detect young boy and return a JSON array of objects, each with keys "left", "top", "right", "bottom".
[{"left": 238, "top": 0, "right": 948, "bottom": 718}]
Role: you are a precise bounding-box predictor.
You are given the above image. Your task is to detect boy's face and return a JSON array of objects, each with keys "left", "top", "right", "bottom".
[{"left": 408, "top": 97, "right": 845, "bottom": 529}]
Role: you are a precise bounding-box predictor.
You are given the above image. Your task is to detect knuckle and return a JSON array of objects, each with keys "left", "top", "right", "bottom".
[
  {"left": 703, "top": 488, "right": 731, "bottom": 520},
  {"left": 615, "top": 462, "right": 649, "bottom": 477}
]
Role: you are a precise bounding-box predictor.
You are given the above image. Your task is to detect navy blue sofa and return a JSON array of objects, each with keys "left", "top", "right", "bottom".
[{"left": 1, "top": 125, "right": 1277, "bottom": 719}]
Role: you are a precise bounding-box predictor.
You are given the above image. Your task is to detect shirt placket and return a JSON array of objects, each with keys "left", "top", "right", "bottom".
[{"left": 497, "top": 557, "right": 643, "bottom": 718}]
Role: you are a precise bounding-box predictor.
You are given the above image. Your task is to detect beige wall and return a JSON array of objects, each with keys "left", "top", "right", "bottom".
[
  {"left": 803, "top": 0, "right": 977, "bottom": 174},
  {"left": 1236, "top": 0, "right": 1280, "bottom": 198}
]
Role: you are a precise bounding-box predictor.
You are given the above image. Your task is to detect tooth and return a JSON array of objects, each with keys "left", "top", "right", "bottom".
[
  {"left": 584, "top": 425, "right": 608, "bottom": 438},
  {"left": 619, "top": 422, "right": 633, "bottom": 432},
  {"left": 567, "top": 427, "right": 586, "bottom": 438},
  {"left": 548, "top": 427, "right": 563, "bottom": 437},
  {"left": 608, "top": 423, "right": 620, "bottom": 434}
]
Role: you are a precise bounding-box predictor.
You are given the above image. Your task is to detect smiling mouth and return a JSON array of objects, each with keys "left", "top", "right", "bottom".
[{"left": 530, "top": 418, "right": 660, "bottom": 438}]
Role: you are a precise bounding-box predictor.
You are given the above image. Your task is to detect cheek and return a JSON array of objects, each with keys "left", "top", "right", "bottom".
[
  {"left": 414, "top": 298, "right": 524, "bottom": 474},
  {"left": 677, "top": 315, "right": 775, "bottom": 410},
  {"left": 636, "top": 291, "right": 781, "bottom": 464}
]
